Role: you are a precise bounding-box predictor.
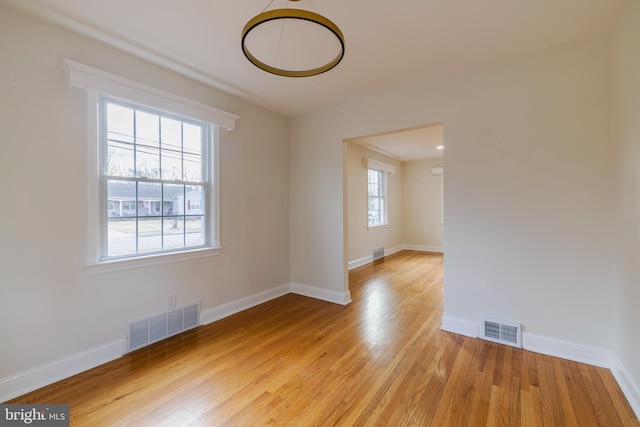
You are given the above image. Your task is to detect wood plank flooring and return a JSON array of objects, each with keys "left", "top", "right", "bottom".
[{"left": 7, "top": 250, "right": 639, "bottom": 426}]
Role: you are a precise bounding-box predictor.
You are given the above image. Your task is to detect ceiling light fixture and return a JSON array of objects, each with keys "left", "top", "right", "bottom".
[
  {"left": 436, "top": 145, "right": 444, "bottom": 150},
  {"left": 241, "top": 0, "right": 345, "bottom": 77}
]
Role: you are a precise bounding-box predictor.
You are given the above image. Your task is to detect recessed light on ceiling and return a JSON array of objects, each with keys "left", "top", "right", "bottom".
[{"left": 436, "top": 145, "right": 444, "bottom": 150}]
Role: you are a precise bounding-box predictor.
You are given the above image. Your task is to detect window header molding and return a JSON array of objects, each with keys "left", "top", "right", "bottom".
[
  {"left": 60, "top": 58, "right": 238, "bottom": 130},
  {"left": 363, "top": 158, "right": 396, "bottom": 174}
]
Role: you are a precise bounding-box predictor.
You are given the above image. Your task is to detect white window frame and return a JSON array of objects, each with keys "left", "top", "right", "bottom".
[
  {"left": 61, "top": 59, "right": 238, "bottom": 274},
  {"left": 100, "top": 95, "right": 214, "bottom": 259},
  {"left": 367, "top": 168, "right": 387, "bottom": 227},
  {"left": 364, "top": 158, "right": 395, "bottom": 229}
]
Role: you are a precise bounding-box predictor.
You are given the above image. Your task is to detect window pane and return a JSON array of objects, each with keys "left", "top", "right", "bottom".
[
  {"left": 138, "top": 182, "right": 161, "bottom": 217},
  {"left": 107, "top": 131, "right": 133, "bottom": 145},
  {"left": 164, "top": 184, "right": 184, "bottom": 215},
  {"left": 107, "top": 103, "right": 134, "bottom": 141},
  {"left": 183, "top": 123, "right": 202, "bottom": 154},
  {"left": 161, "top": 117, "right": 182, "bottom": 152},
  {"left": 161, "top": 149, "right": 182, "bottom": 181},
  {"left": 185, "top": 216, "right": 205, "bottom": 247},
  {"left": 107, "top": 180, "right": 137, "bottom": 256},
  {"left": 136, "top": 146, "right": 160, "bottom": 179},
  {"left": 107, "top": 217, "right": 137, "bottom": 257},
  {"left": 372, "top": 212, "right": 382, "bottom": 225},
  {"left": 136, "top": 110, "right": 160, "bottom": 147},
  {"left": 186, "top": 186, "right": 204, "bottom": 215},
  {"left": 160, "top": 117, "right": 183, "bottom": 181},
  {"left": 163, "top": 217, "right": 185, "bottom": 249},
  {"left": 368, "top": 169, "right": 378, "bottom": 184},
  {"left": 107, "top": 180, "right": 136, "bottom": 217},
  {"left": 183, "top": 152, "right": 202, "bottom": 182},
  {"left": 368, "top": 183, "right": 380, "bottom": 197},
  {"left": 107, "top": 141, "right": 134, "bottom": 177},
  {"left": 137, "top": 218, "right": 162, "bottom": 253}
]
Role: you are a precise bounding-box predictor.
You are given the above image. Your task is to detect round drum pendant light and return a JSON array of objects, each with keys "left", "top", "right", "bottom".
[{"left": 241, "top": 3, "right": 345, "bottom": 77}]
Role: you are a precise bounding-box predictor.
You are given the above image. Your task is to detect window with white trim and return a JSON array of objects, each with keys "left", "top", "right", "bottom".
[
  {"left": 60, "top": 59, "right": 238, "bottom": 272},
  {"left": 102, "top": 97, "right": 211, "bottom": 259},
  {"left": 367, "top": 168, "right": 386, "bottom": 227}
]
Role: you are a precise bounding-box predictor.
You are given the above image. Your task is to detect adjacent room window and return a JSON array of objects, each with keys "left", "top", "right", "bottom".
[
  {"left": 368, "top": 168, "right": 386, "bottom": 227},
  {"left": 101, "top": 97, "right": 212, "bottom": 260}
]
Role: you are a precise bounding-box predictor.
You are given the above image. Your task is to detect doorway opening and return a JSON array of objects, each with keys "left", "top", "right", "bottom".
[{"left": 344, "top": 122, "right": 444, "bottom": 271}]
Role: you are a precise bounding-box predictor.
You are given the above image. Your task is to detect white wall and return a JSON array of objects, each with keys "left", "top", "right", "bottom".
[
  {"left": 403, "top": 159, "right": 444, "bottom": 251},
  {"left": 290, "top": 36, "right": 612, "bottom": 348},
  {"left": 611, "top": 0, "right": 640, "bottom": 398},
  {"left": 346, "top": 142, "right": 403, "bottom": 263},
  {"left": 0, "top": 4, "right": 290, "bottom": 387}
]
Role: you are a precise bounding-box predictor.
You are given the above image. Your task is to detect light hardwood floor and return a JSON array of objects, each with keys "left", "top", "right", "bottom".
[{"left": 8, "top": 250, "right": 639, "bottom": 426}]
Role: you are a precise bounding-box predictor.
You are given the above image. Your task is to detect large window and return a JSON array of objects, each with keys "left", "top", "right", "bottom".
[
  {"left": 102, "top": 97, "right": 211, "bottom": 259},
  {"left": 61, "top": 59, "right": 238, "bottom": 272},
  {"left": 368, "top": 168, "right": 386, "bottom": 227}
]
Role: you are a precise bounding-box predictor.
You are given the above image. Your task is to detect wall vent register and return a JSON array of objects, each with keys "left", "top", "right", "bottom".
[
  {"left": 127, "top": 302, "right": 200, "bottom": 352},
  {"left": 481, "top": 316, "right": 522, "bottom": 348}
]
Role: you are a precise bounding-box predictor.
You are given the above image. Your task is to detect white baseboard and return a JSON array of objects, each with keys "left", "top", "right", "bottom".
[
  {"left": 440, "top": 315, "right": 478, "bottom": 338},
  {"left": 290, "top": 282, "right": 352, "bottom": 305},
  {"left": 611, "top": 355, "right": 640, "bottom": 419},
  {"left": 385, "top": 245, "right": 404, "bottom": 256},
  {"left": 441, "top": 317, "right": 640, "bottom": 419},
  {"left": 347, "top": 245, "right": 405, "bottom": 270},
  {"left": 403, "top": 244, "right": 444, "bottom": 253},
  {"left": 200, "top": 284, "right": 290, "bottom": 325},
  {"left": 200, "top": 282, "right": 351, "bottom": 326},
  {"left": 522, "top": 333, "right": 614, "bottom": 368},
  {"left": 348, "top": 255, "right": 372, "bottom": 270},
  {"left": 524, "top": 333, "right": 640, "bottom": 418},
  {"left": 348, "top": 244, "right": 444, "bottom": 270},
  {"left": 0, "top": 340, "right": 123, "bottom": 403}
]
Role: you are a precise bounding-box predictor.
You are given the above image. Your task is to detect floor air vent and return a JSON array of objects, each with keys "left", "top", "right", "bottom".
[
  {"left": 481, "top": 317, "right": 522, "bottom": 348},
  {"left": 127, "top": 302, "right": 200, "bottom": 353},
  {"left": 372, "top": 247, "right": 385, "bottom": 261}
]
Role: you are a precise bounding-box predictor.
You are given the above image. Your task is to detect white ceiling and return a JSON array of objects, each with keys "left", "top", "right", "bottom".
[
  {"left": 2, "top": 0, "right": 623, "bottom": 118},
  {"left": 348, "top": 124, "right": 444, "bottom": 162}
]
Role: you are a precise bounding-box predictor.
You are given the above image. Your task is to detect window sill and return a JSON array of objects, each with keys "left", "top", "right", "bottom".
[
  {"left": 367, "top": 223, "right": 389, "bottom": 230},
  {"left": 86, "top": 247, "right": 223, "bottom": 275}
]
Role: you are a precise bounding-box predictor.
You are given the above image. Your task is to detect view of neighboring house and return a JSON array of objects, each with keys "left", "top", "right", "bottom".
[
  {"left": 173, "top": 190, "right": 203, "bottom": 215},
  {"left": 107, "top": 181, "right": 203, "bottom": 217}
]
